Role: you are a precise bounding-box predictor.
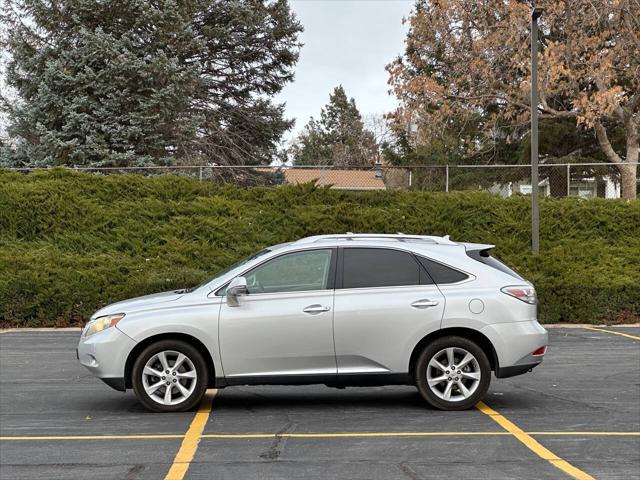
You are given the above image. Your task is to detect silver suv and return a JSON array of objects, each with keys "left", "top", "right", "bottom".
[{"left": 78, "top": 234, "right": 548, "bottom": 412}]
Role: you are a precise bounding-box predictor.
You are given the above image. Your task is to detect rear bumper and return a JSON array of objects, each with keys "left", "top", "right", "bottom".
[
  {"left": 496, "top": 362, "right": 541, "bottom": 378},
  {"left": 481, "top": 320, "right": 548, "bottom": 374}
]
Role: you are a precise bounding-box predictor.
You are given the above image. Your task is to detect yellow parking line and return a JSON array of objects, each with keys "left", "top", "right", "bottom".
[
  {"left": 205, "top": 431, "right": 638, "bottom": 439},
  {"left": 163, "top": 389, "right": 216, "bottom": 480},
  {"left": 583, "top": 326, "right": 640, "bottom": 341},
  {"left": 2, "top": 431, "right": 638, "bottom": 441},
  {"left": 201, "top": 431, "right": 509, "bottom": 438},
  {"left": 477, "top": 401, "right": 594, "bottom": 480}
]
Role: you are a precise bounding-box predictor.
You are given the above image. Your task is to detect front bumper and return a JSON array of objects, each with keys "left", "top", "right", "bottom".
[
  {"left": 481, "top": 320, "right": 548, "bottom": 377},
  {"left": 77, "top": 326, "right": 136, "bottom": 391}
]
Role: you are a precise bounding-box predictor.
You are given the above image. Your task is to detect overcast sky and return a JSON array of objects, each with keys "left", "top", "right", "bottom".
[
  {"left": 277, "top": 0, "right": 413, "bottom": 141},
  {"left": 0, "top": 1, "right": 413, "bottom": 140}
]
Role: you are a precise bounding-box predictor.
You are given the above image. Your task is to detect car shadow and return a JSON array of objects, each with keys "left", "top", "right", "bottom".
[
  {"left": 212, "top": 387, "right": 436, "bottom": 411},
  {"left": 81, "top": 385, "right": 538, "bottom": 414}
]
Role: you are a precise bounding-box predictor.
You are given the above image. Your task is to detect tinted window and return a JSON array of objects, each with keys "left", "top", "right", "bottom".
[
  {"left": 342, "top": 248, "right": 420, "bottom": 289},
  {"left": 418, "top": 257, "right": 469, "bottom": 285},
  {"left": 417, "top": 256, "right": 468, "bottom": 284},
  {"left": 244, "top": 249, "right": 333, "bottom": 294}
]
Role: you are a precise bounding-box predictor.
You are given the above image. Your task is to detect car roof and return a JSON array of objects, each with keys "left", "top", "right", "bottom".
[
  {"left": 284, "top": 234, "right": 495, "bottom": 261},
  {"left": 291, "top": 233, "right": 457, "bottom": 247}
]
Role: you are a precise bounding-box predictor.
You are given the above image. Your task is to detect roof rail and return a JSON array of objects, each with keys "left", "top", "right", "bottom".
[{"left": 295, "top": 233, "right": 457, "bottom": 246}]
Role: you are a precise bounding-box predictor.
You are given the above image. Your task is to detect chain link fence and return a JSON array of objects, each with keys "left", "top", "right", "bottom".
[{"left": 5, "top": 163, "right": 638, "bottom": 198}]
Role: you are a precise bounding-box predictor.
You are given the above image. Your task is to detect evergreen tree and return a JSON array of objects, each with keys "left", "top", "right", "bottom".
[
  {"left": 0, "top": 0, "right": 302, "bottom": 167},
  {"left": 291, "top": 85, "right": 377, "bottom": 167},
  {"left": 291, "top": 119, "right": 331, "bottom": 165}
]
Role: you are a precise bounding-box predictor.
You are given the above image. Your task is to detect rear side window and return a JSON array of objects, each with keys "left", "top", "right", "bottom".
[
  {"left": 417, "top": 256, "right": 468, "bottom": 284},
  {"left": 342, "top": 248, "right": 420, "bottom": 289}
]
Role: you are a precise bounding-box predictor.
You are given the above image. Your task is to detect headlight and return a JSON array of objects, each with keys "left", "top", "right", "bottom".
[{"left": 83, "top": 313, "right": 125, "bottom": 337}]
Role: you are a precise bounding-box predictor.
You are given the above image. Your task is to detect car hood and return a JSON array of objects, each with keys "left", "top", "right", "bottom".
[{"left": 92, "top": 290, "right": 185, "bottom": 318}]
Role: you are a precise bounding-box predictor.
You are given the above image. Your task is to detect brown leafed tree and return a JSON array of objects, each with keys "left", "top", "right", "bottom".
[{"left": 387, "top": 0, "right": 639, "bottom": 199}]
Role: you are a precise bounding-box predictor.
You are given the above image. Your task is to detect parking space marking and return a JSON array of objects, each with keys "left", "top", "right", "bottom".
[
  {"left": 2, "top": 431, "right": 638, "bottom": 441},
  {"left": 201, "top": 432, "right": 510, "bottom": 438},
  {"left": 476, "top": 401, "right": 594, "bottom": 480},
  {"left": 163, "top": 389, "right": 217, "bottom": 480},
  {"left": 583, "top": 326, "right": 640, "bottom": 341},
  {"left": 200, "top": 431, "right": 639, "bottom": 439}
]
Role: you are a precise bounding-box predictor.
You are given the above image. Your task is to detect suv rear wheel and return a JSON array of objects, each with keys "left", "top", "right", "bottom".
[
  {"left": 415, "top": 336, "right": 491, "bottom": 410},
  {"left": 132, "top": 339, "right": 208, "bottom": 412}
]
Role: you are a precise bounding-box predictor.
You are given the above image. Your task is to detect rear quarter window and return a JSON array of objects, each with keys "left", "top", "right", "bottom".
[{"left": 416, "top": 256, "right": 469, "bottom": 284}]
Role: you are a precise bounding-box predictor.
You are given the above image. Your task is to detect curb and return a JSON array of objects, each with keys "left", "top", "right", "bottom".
[{"left": 0, "top": 327, "right": 82, "bottom": 333}]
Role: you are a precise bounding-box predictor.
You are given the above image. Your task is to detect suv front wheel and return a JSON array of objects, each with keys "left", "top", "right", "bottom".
[
  {"left": 415, "top": 336, "right": 491, "bottom": 411},
  {"left": 132, "top": 339, "right": 208, "bottom": 412}
]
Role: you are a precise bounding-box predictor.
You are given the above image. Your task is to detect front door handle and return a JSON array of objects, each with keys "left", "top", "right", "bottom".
[
  {"left": 303, "top": 304, "right": 331, "bottom": 314},
  {"left": 411, "top": 299, "right": 439, "bottom": 309}
]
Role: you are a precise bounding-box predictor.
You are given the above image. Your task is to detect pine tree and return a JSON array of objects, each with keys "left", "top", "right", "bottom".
[
  {"left": 291, "top": 85, "right": 377, "bottom": 167},
  {"left": 0, "top": 0, "right": 302, "bottom": 167}
]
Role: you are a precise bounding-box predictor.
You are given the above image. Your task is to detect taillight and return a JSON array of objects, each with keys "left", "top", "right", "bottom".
[
  {"left": 501, "top": 285, "right": 537, "bottom": 304},
  {"left": 532, "top": 346, "right": 547, "bottom": 356}
]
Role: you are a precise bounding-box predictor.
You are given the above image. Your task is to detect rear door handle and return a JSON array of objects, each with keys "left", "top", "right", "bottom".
[
  {"left": 303, "top": 304, "right": 331, "bottom": 314},
  {"left": 411, "top": 299, "right": 439, "bottom": 309}
]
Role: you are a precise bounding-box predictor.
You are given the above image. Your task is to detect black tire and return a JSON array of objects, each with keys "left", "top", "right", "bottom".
[
  {"left": 415, "top": 336, "right": 491, "bottom": 411},
  {"left": 132, "top": 339, "right": 208, "bottom": 413}
]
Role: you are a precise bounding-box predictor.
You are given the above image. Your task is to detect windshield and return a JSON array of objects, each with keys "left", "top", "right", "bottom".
[{"left": 185, "top": 249, "right": 272, "bottom": 292}]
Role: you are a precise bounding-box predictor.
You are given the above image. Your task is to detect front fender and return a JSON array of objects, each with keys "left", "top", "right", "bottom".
[{"left": 116, "top": 300, "right": 224, "bottom": 378}]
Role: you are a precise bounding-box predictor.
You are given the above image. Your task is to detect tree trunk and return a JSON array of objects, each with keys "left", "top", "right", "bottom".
[
  {"left": 620, "top": 133, "right": 638, "bottom": 200},
  {"left": 619, "top": 161, "right": 637, "bottom": 200},
  {"left": 595, "top": 120, "right": 638, "bottom": 200}
]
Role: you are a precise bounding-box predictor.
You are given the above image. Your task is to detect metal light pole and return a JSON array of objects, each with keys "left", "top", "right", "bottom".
[{"left": 530, "top": 7, "right": 543, "bottom": 255}]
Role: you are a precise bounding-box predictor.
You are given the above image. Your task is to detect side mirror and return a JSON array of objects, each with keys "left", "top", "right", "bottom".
[{"left": 226, "top": 276, "right": 248, "bottom": 307}]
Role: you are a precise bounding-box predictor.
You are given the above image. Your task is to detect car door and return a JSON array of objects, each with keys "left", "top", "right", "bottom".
[
  {"left": 333, "top": 247, "right": 445, "bottom": 376},
  {"left": 218, "top": 248, "right": 337, "bottom": 380}
]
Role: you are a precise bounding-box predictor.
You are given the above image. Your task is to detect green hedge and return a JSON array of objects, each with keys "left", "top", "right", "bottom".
[{"left": 1, "top": 169, "right": 639, "bottom": 327}]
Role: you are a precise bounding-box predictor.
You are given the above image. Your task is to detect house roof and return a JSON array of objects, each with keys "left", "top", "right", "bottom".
[{"left": 283, "top": 168, "right": 385, "bottom": 190}]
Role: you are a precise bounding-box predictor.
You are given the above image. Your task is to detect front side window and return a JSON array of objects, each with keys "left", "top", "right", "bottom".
[
  {"left": 342, "top": 248, "right": 420, "bottom": 289},
  {"left": 244, "top": 249, "right": 333, "bottom": 294}
]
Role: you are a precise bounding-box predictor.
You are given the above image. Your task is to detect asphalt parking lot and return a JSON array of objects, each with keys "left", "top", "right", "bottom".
[{"left": 0, "top": 327, "right": 638, "bottom": 480}]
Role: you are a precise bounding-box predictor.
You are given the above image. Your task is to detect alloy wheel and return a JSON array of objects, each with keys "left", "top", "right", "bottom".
[
  {"left": 426, "top": 347, "right": 481, "bottom": 402},
  {"left": 141, "top": 350, "right": 198, "bottom": 405}
]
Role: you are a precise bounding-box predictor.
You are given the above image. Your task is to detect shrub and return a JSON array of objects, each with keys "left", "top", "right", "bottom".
[{"left": 1, "top": 169, "right": 638, "bottom": 327}]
